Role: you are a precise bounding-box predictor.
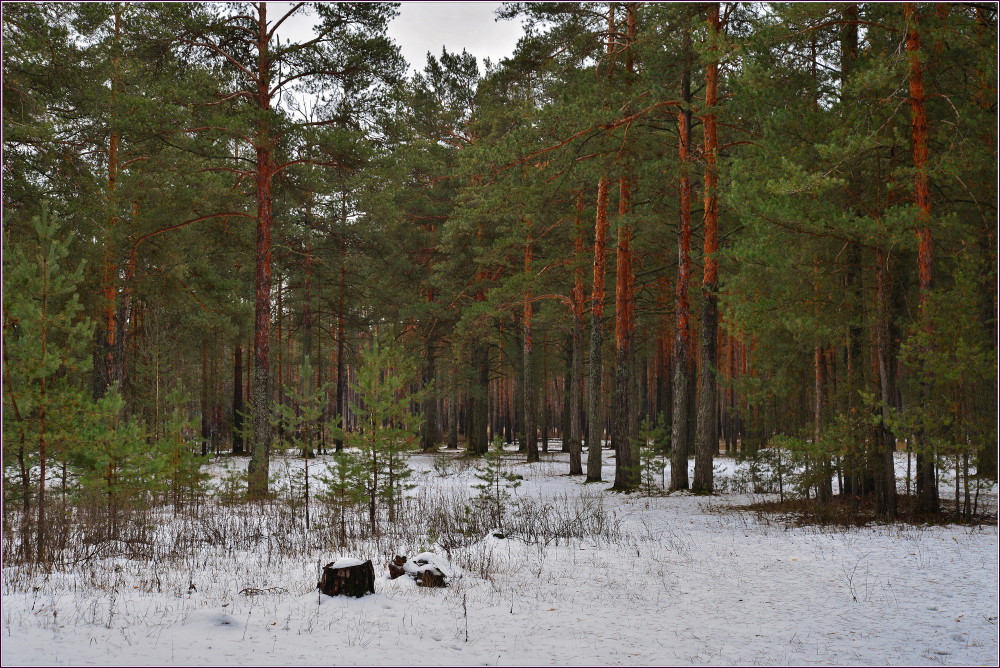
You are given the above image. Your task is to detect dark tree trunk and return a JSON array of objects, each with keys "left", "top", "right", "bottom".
[
  {"left": 569, "top": 315, "right": 585, "bottom": 475},
  {"left": 301, "top": 236, "right": 315, "bottom": 457},
  {"left": 568, "top": 193, "right": 587, "bottom": 474},
  {"left": 233, "top": 344, "right": 245, "bottom": 454},
  {"left": 541, "top": 333, "right": 550, "bottom": 454},
  {"left": 335, "top": 231, "right": 347, "bottom": 452},
  {"left": 586, "top": 177, "right": 610, "bottom": 482},
  {"left": 421, "top": 336, "right": 437, "bottom": 451},
  {"left": 201, "top": 339, "right": 210, "bottom": 456},
  {"left": 874, "top": 250, "right": 899, "bottom": 517},
  {"left": 524, "top": 224, "right": 538, "bottom": 462},
  {"left": 561, "top": 335, "right": 572, "bottom": 452},
  {"left": 448, "top": 378, "right": 459, "bottom": 449},
  {"left": 814, "top": 344, "right": 833, "bottom": 503},
  {"left": 468, "top": 342, "right": 489, "bottom": 455},
  {"left": 671, "top": 31, "right": 695, "bottom": 492}
]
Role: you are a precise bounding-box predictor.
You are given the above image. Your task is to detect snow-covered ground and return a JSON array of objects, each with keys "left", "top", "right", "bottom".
[{"left": 3, "top": 449, "right": 997, "bottom": 666}]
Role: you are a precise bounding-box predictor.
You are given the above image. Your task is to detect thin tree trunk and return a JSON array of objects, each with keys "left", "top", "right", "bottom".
[
  {"left": 421, "top": 335, "right": 437, "bottom": 451},
  {"left": 233, "top": 344, "right": 245, "bottom": 454},
  {"left": 561, "top": 334, "right": 572, "bottom": 452},
  {"left": 523, "top": 220, "right": 539, "bottom": 462},
  {"left": 469, "top": 341, "right": 489, "bottom": 454},
  {"left": 448, "top": 370, "right": 459, "bottom": 449},
  {"left": 542, "top": 336, "right": 550, "bottom": 454},
  {"left": 815, "top": 345, "right": 833, "bottom": 502},
  {"left": 36, "top": 252, "right": 50, "bottom": 563},
  {"left": 96, "top": 4, "right": 126, "bottom": 401},
  {"left": 468, "top": 221, "right": 491, "bottom": 455},
  {"left": 201, "top": 338, "right": 210, "bottom": 456},
  {"left": 302, "top": 233, "right": 315, "bottom": 457},
  {"left": 874, "top": 249, "right": 900, "bottom": 518},
  {"left": 569, "top": 192, "right": 587, "bottom": 474},
  {"left": 335, "top": 226, "right": 347, "bottom": 451}
]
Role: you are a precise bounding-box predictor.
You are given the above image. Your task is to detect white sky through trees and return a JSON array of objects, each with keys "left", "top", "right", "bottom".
[{"left": 270, "top": 1, "right": 523, "bottom": 73}]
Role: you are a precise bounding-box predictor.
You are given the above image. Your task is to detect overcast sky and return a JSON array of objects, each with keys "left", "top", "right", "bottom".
[
  {"left": 271, "top": 2, "right": 524, "bottom": 74},
  {"left": 390, "top": 2, "right": 524, "bottom": 72}
]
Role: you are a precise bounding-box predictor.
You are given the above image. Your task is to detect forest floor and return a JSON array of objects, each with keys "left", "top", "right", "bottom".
[{"left": 2, "top": 448, "right": 997, "bottom": 666}]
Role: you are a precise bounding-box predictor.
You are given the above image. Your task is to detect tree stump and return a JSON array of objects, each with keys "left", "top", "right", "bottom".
[
  {"left": 388, "top": 555, "right": 407, "bottom": 580},
  {"left": 412, "top": 563, "right": 447, "bottom": 588},
  {"left": 318, "top": 558, "right": 375, "bottom": 598},
  {"left": 386, "top": 553, "right": 448, "bottom": 588}
]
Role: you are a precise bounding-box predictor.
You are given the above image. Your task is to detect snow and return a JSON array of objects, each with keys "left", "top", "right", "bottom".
[
  {"left": 2, "top": 449, "right": 997, "bottom": 666},
  {"left": 331, "top": 557, "right": 366, "bottom": 569}
]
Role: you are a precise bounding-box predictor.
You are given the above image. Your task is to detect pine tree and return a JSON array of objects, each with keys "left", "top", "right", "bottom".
[
  {"left": 176, "top": 2, "right": 404, "bottom": 496},
  {"left": 2, "top": 205, "right": 93, "bottom": 562}
]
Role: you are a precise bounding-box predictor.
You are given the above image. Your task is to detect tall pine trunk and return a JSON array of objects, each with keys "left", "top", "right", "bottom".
[
  {"left": 906, "top": 2, "right": 939, "bottom": 514},
  {"left": 586, "top": 177, "right": 610, "bottom": 482},
  {"left": 248, "top": 2, "right": 274, "bottom": 496},
  {"left": 96, "top": 5, "right": 127, "bottom": 401},
  {"left": 693, "top": 3, "right": 721, "bottom": 494},
  {"left": 671, "top": 30, "right": 694, "bottom": 492},
  {"left": 613, "top": 173, "right": 638, "bottom": 490},
  {"left": 523, "top": 220, "right": 539, "bottom": 463},
  {"left": 612, "top": 5, "right": 639, "bottom": 491}
]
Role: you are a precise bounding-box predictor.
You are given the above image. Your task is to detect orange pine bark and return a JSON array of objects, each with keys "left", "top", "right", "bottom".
[
  {"left": 612, "top": 172, "right": 637, "bottom": 490},
  {"left": 693, "top": 2, "right": 722, "bottom": 494},
  {"left": 905, "top": 2, "right": 939, "bottom": 514}
]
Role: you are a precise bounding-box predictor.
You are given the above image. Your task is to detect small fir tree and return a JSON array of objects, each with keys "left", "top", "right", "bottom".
[
  {"left": 472, "top": 436, "right": 523, "bottom": 529},
  {"left": 638, "top": 417, "right": 668, "bottom": 495},
  {"left": 155, "top": 390, "right": 208, "bottom": 509},
  {"left": 272, "top": 356, "right": 330, "bottom": 528},
  {"left": 316, "top": 453, "right": 368, "bottom": 542},
  {"left": 70, "top": 388, "right": 152, "bottom": 537},
  {"left": 332, "top": 335, "right": 423, "bottom": 534}
]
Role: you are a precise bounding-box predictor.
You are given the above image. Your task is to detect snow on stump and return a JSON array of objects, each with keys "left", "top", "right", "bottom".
[
  {"left": 386, "top": 553, "right": 449, "bottom": 588},
  {"left": 318, "top": 558, "right": 375, "bottom": 598}
]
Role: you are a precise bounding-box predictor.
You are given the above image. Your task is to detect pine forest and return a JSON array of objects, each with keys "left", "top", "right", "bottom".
[{"left": 2, "top": 3, "right": 997, "bottom": 665}]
